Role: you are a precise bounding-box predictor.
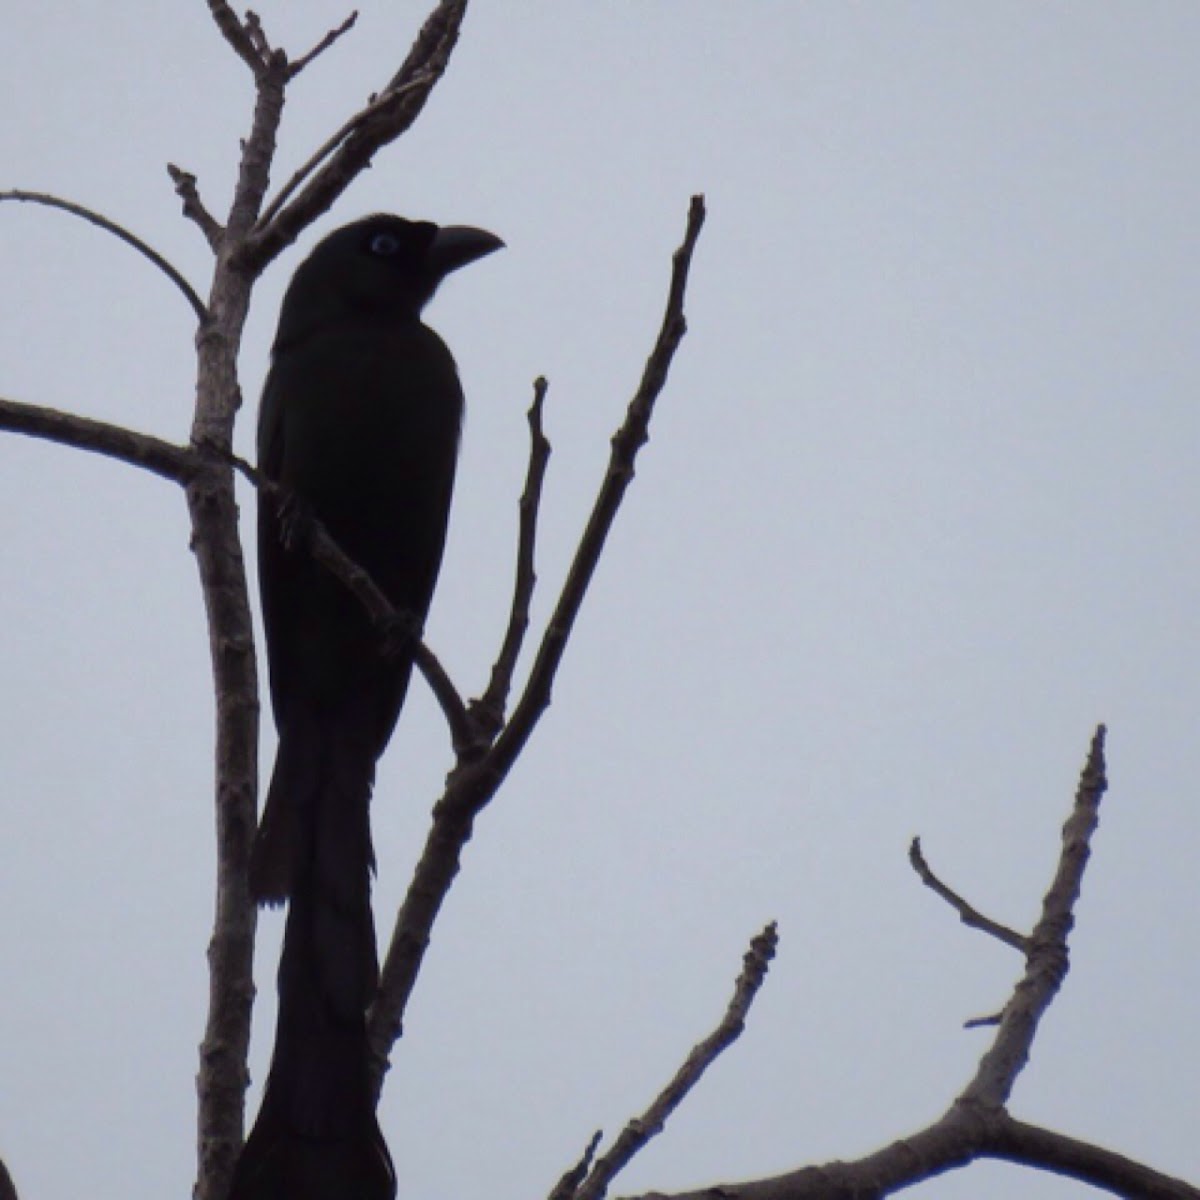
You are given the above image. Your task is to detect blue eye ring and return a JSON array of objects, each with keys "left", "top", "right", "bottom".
[{"left": 369, "top": 232, "right": 401, "bottom": 256}]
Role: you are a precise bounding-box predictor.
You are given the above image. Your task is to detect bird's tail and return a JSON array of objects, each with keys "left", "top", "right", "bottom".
[
  {"left": 232, "top": 712, "right": 394, "bottom": 1199},
  {"left": 227, "top": 869, "right": 395, "bottom": 1200},
  {"left": 250, "top": 713, "right": 319, "bottom": 905},
  {"left": 251, "top": 701, "right": 383, "bottom": 906}
]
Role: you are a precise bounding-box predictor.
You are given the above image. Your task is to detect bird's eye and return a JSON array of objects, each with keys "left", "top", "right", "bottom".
[{"left": 369, "top": 232, "right": 401, "bottom": 256}]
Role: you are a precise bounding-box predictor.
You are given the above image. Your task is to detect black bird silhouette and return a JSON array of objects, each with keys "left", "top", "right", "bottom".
[{"left": 229, "top": 214, "right": 502, "bottom": 1200}]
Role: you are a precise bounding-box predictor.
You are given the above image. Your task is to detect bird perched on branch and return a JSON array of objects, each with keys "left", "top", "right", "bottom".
[{"left": 230, "top": 214, "right": 502, "bottom": 1200}]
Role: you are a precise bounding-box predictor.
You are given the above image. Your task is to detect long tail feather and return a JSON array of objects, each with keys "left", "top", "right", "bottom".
[{"left": 232, "top": 721, "right": 394, "bottom": 1199}]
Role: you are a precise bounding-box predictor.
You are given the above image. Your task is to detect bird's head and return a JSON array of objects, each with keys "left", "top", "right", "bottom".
[{"left": 272, "top": 214, "right": 504, "bottom": 351}]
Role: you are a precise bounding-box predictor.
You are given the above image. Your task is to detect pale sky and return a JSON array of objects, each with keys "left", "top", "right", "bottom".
[{"left": 2, "top": 5, "right": 1199, "bottom": 1199}]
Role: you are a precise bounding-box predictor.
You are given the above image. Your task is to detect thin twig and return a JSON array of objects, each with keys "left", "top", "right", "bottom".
[
  {"left": 166, "top": 165, "right": 223, "bottom": 249},
  {"left": 385, "top": 0, "right": 464, "bottom": 92},
  {"left": 909, "top": 837, "right": 1029, "bottom": 953},
  {"left": 486, "top": 195, "right": 706, "bottom": 784},
  {"left": 243, "top": 10, "right": 272, "bottom": 62},
  {"left": 287, "top": 10, "right": 359, "bottom": 78},
  {"left": 472, "top": 376, "right": 551, "bottom": 734},
  {"left": 241, "top": 0, "right": 469, "bottom": 272},
  {"left": 205, "top": 0, "right": 265, "bottom": 74},
  {"left": 574, "top": 923, "right": 778, "bottom": 1200},
  {"left": 963, "top": 1012, "right": 1003, "bottom": 1030},
  {"left": 549, "top": 1132, "right": 602, "bottom": 1200},
  {"left": 254, "top": 76, "right": 430, "bottom": 232},
  {"left": 0, "top": 190, "right": 208, "bottom": 322},
  {"left": 616, "top": 728, "right": 1143, "bottom": 1200},
  {"left": 367, "top": 197, "right": 707, "bottom": 1090},
  {"left": 0, "top": 396, "right": 198, "bottom": 483},
  {"left": 958, "top": 725, "right": 1108, "bottom": 1111}
]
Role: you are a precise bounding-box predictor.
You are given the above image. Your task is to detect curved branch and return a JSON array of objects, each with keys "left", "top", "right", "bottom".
[
  {"left": 0, "top": 396, "right": 197, "bottom": 483},
  {"left": 620, "top": 1108, "right": 1200, "bottom": 1200},
  {"left": 0, "top": 191, "right": 208, "bottom": 322},
  {"left": 989, "top": 1116, "right": 1200, "bottom": 1199}
]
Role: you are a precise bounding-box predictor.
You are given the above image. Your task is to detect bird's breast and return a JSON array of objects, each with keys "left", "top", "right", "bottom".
[{"left": 266, "top": 322, "right": 464, "bottom": 520}]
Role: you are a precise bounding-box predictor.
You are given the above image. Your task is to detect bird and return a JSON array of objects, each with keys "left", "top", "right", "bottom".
[{"left": 229, "top": 214, "right": 503, "bottom": 1200}]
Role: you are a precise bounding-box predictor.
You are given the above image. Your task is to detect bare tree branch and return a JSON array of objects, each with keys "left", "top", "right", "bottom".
[
  {"left": 367, "top": 196, "right": 706, "bottom": 1091},
  {"left": 189, "top": 34, "right": 291, "bottom": 1200},
  {"left": 242, "top": 0, "right": 469, "bottom": 272},
  {"left": 0, "top": 396, "right": 197, "bottom": 483},
  {"left": 243, "top": 10, "right": 273, "bottom": 63},
  {"left": 3, "top": 4, "right": 479, "bottom": 1196},
  {"left": 989, "top": 1115, "right": 1200, "bottom": 1199},
  {"left": 620, "top": 1109, "right": 1200, "bottom": 1200},
  {"left": 0, "top": 190, "right": 208, "bottom": 322},
  {"left": 487, "top": 194, "right": 706, "bottom": 783},
  {"left": 615, "top": 728, "right": 1121, "bottom": 1200},
  {"left": 206, "top": 0, "right": 266, "bottom": 74},
  {"left": 909, "top": 836, "right": 1029, "bottom": 953},
  {"left": 167, "top": 165, "right": 223, "bottom": 250},
  {"left": 287, "top": 10, "right": 359, "bottom": 79},
  {"left": 571, "top": 923, "right": 778, "bottom": 1200},
  {"left": 958, "top": 724, "right": 1106, "bottom": 1111},
  {"left": 549, "top": 1133, "right": 602, "bottom": 1200},
  {"left": 218, "top": 54, "right": 288, "bottom": 254},
  {"left": 386, "top": 0, "right": 465, "bottom": 92},
  {"left": 472, "top": 376, "right": 551, "bottom": 735},
  {"left": 963, "top": 1011, "right": 1003, "bottom": 1030},
  {"left": 254, "top": 76, "right": 431, "bottom": 232}
]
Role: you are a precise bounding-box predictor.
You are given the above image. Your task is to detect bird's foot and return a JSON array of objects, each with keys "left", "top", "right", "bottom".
[
  {"left": 278, "top": 492, "right": 316, "bottom": 552},
  {"left": 381, "top": 608, "right": 424, "bottom": 660}
]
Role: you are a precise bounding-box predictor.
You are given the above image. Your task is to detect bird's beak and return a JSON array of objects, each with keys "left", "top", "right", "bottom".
[{"left": 428, "top": 225, "right": 505, "bottom": 278}]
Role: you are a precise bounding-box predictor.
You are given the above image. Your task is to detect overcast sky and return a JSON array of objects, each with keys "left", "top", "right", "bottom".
[{"left": 2, "top": 4, "right": 1199, "bottom": 1199}]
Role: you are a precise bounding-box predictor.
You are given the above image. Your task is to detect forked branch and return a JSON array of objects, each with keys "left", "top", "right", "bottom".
[
  {"left": 243, "top": 0, "right": 469, "bottom": 271},
  {"left": 366, "top": 196, "right": 707, "bottom": 1086},
  {"left": 610, "top": 729, "right": 1153, "bottom": 1200},
  {"left": 473, "top": 376, "right": 552, "bottom": 734}
]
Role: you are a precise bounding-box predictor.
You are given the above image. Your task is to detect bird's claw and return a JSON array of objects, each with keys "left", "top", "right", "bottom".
[
  {"left": 278, "top": 493, "right": 316, "bottom": 552},
  {"left": 381, "top": 609, "right": 423, "bottom": 660}
]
